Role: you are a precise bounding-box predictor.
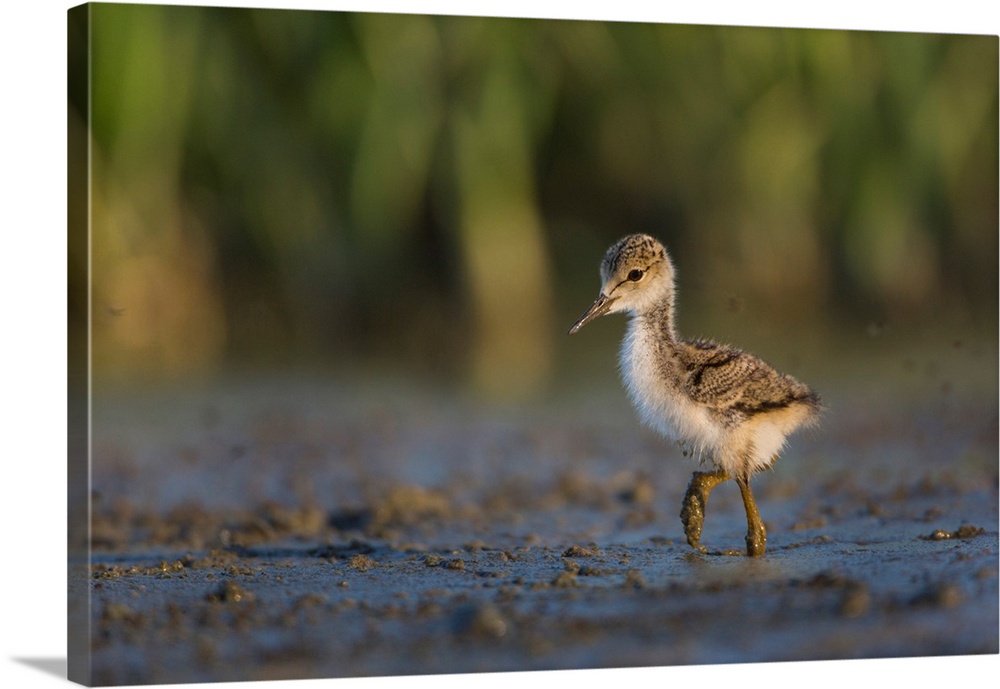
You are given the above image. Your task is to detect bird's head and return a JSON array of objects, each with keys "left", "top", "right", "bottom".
[{"left": 568, "top": 233, "right": 675, "bottom": 334}]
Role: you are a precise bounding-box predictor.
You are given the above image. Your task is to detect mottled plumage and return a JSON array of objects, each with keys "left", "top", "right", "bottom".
[{"left": 570, "top": 233, "right": 821, "bottom": 556}]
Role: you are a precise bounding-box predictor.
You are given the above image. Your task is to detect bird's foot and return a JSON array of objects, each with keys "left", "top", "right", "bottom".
[
  {"left": 680, "top": 469, "right": 729, "bottom": 553},
  {"left": 737, "top": 476, "right": 767, "bottom": 557},
  {"left": 745, "top": 522, "right": 767, "bottom": 557},
  {"left": 679, "top": 488, "right": 707, "bottom": 552}
]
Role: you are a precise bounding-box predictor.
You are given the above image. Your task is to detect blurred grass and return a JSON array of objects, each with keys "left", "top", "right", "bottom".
[{"left": 70, "top": 5, "right": 998, "bottom": 398}]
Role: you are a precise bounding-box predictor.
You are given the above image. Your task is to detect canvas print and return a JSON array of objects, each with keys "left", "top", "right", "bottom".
[{"left": 67, "top": 3, "right": 999, "bottom": 686}]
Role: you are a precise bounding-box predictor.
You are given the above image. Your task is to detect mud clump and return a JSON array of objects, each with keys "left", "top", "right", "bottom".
[
  {"left": 544, "top": 469, "right": 654, "bottom": 510},
  {"left": 348, "top": 554, "right": 378, "bottom": 571},
  {"left": 562, "top": 545, "right": 599, "bottom": 558},
  {"left": 258, "top": 501, "right": 327, "bottom": 536},
  {"left": 909, "top": 583, "right": 963, "bottom": 608},
  {"left": 92, "top": 559, "right": 194, "bottom": 580},
  {"left": 613, "top": 471, "right": 655, "bottom": 506},
  {"left": 921, "top": 525, "right": 987, "bottom": 541},
  {"left": 308, "top": 539, "right": 375, "bottom": 560},
  {"left": 371, "top": 486, "right": 454, "bottom": 529},
  {"left": 205, "top": 580, "right": 254, "bottom": 604},
  {"left": 623, "top": 569, "right": 646, "bottom": 589},
  {"left": 790, "top": 515, "right": 828, "bottom": 531},
  {"left": 292, "top": 593, "right": 329, "bottom": 610},
  {"left": 453, "top": 603, "right": 509, "bottom": 638},
  {"left": 552, "top": 570, "right": 578, "bottom": 588},
  {"left": 838, "top": 583, "right": 871, "bottom": 618},
  {"left": 101, "top": 602, "right": 144, "bottom": 625},
  {"left": 91, "top": 499, "right": 346, "bottom": 551}
]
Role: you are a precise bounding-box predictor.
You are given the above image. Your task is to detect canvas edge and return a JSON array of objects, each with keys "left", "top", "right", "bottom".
[{"left": 68, "top": 3, "right": 92, "bottom": 686}]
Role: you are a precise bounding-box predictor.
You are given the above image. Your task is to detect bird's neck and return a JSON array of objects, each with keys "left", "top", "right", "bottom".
[{"left": 637, "top": 293, "right": 679, "bottom": 345}]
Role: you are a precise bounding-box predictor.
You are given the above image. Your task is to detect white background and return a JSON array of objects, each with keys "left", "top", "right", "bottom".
[{"left": 2, "top": 1, "right": 997, "bottom": 688}]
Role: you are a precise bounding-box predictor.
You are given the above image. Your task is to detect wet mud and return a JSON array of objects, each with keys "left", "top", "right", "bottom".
[{"left": 80, "top": 374, "right": 999, "bottom": 685}]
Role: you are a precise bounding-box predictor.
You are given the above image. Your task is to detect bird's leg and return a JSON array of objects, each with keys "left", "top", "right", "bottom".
[
  {"left": 736, "top": 475, "right": 767, "bottom": 557},
  {"left": 679, "top": 468, "right": 730, "bottom": 552}
]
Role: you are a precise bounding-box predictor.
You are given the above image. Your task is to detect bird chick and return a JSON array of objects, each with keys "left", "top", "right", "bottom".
[{"left": 569, "top": 234, "right": 821, "bottom": 556}]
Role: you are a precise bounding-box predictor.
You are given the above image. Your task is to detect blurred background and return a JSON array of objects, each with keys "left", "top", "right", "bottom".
[{"left": 69, "top": 4, "right": 998, "bottom": 400}]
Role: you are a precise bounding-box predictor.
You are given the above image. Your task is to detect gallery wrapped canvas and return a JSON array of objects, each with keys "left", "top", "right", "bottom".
[{"left": 68, "top": 2, "right": 998, "bottom": 686}]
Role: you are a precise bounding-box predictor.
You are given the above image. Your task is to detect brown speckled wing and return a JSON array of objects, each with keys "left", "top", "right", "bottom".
[{"left": 680, "top": 339, "right": 813, "bottom": 418}]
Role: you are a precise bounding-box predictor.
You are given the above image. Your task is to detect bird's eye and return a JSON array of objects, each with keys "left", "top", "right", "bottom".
[{"left": 627, "top": 269, "right": 644, "bottom": 282}]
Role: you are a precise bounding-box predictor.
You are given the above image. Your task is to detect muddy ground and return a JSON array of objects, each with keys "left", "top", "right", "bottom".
[{"left": 77, "top": 354, "right": 998, "bottom": 686}]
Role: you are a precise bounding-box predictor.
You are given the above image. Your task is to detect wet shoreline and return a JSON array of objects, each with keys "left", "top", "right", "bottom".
[{"left": 81, "top": 377, "right": 999, "bottom": 685}]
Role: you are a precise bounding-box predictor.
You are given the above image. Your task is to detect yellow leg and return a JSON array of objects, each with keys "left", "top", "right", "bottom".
[
  {"left": 736, "top": 476, "right": 767, "bottom": 557},
  {"left": 679, "top": 469, "right": 730, "bottom": 552}
]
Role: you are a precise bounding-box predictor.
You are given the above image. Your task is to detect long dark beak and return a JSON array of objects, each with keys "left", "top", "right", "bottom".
[{"left": 568, "top": 293, "right": 616, "bottom": 334}]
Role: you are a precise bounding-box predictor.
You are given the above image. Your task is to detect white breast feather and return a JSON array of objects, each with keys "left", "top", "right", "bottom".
[{"left": 619, "top": 320, "right": 724, "bottom": 457}]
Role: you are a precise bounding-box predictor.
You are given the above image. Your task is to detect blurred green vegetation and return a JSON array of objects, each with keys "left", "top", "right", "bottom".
[{"left": 70, "top": 4, "right": 998, "bottom": 398}]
